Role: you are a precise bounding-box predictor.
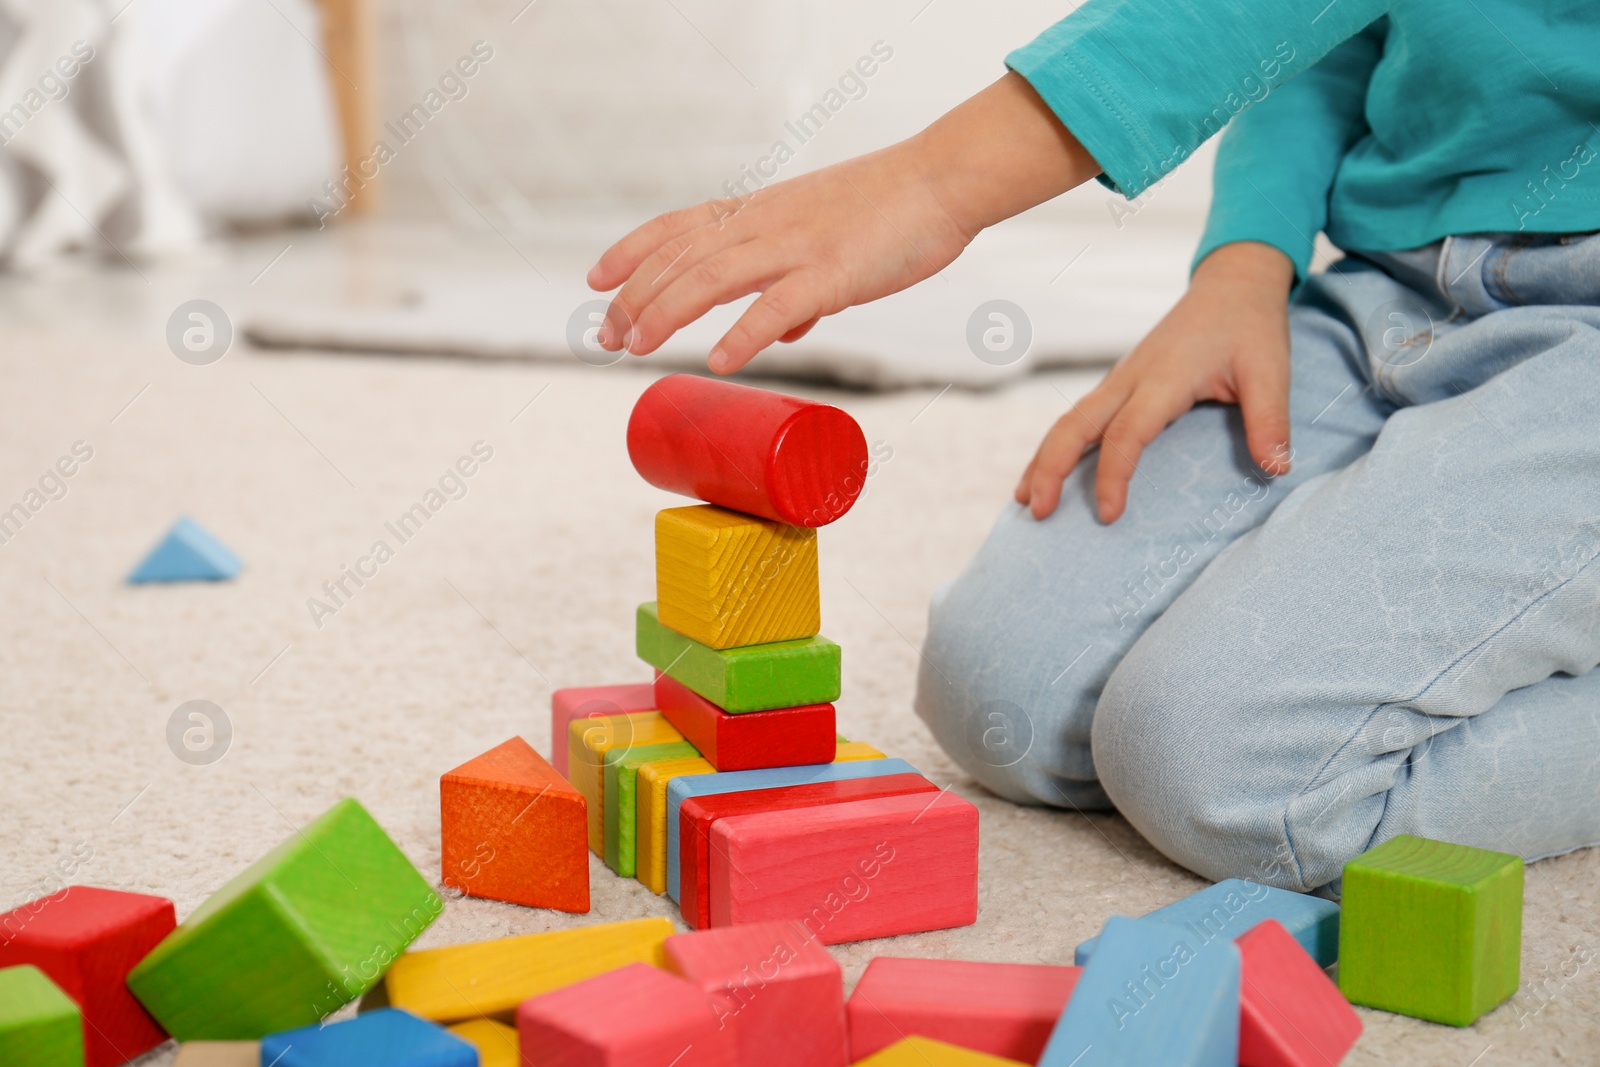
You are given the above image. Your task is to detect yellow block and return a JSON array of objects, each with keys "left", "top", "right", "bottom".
[
  {"left": 172, "top": 1044, "right": 259, "bottom": 1067},
  {"left": 856, "top": 1036, "right": 1028, "bottom": 1066},
  {"left": 656, "top": 505, "right": 820, "bottom": 650},
  {"left": 384, "top": 917, "right": 674, "bottom": 1024},
  {"left": 568, "top": 711, "right": 682, "bottom": 854},
  {"left": 634, "top": 740, "right": 885, "bottom": 895},
  {"left": 448, "top": 1019, "right": 522, "bottom": 1067}
]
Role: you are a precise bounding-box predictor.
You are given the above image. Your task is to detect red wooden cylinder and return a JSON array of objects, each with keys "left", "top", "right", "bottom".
[{"left": 626, "top": 375, "right": 869, "bottom": 527}]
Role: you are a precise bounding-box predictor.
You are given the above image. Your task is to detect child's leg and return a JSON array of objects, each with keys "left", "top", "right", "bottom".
[
  {"left": 914, "top": 263, "right": 1404, "bottom": 808},
  {"left": 1094, "top": 281, "right": 1600, "bottom": 891}
]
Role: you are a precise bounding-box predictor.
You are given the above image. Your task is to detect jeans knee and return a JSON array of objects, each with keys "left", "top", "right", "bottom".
[{"left": 1093, "top": 632, "right": 1310, "bottom": 889}]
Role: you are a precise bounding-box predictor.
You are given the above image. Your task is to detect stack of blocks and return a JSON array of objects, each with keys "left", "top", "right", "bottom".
[{"left": 533, "top": 374, "right": 980, "bottom": 943}]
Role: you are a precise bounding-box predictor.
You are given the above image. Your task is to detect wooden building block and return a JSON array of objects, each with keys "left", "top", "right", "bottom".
[
  {"left": 654, "top": 673, "right": 836, "bottom": 771},
  {"left": 666, "top": 754, "right": 914, "bottom": 902},
  {"left": 663, "top": 921, "right": 846, "bottom": 1067},
  {"left": 655, "top": 505, "right": 819, "bottom": 650},
  {"left": 854, "top": 1036, "right": 1027, "bottom": 1066},
  {"left": 171, "top": 1043, "right": 258, "bottom": 1067},
  {"left": 440, "top": 736, "right": 589, "bottom": 913},
  {"left": 126, "top": 798, "right": 440, "bottom": 1041},
  {"left": 635, "top": 741, "right": 883, "bottom": 896},
  {"left": 1075, "top": 878, "right": 1340, "bottom": 968},
  {"left": 383, "top": 917, "right": 673, "bottom": 1024},
  {"left": 604, "top": 741, "right": 701, "bottom": 877},
  {"left": 636, "top": 601, "right": 841, "bottom": 712},
  {"left": 626, "top": 373, "right": 869, "bottom": 527},
  {"left": 680, "top": 774, "right": 939, "bottom": 930},
  {"left": 260, "top": 1008, "right": 475, "bottom": 1066},
  {"left": 708, "top": 792, "right": 978, "bottom": 944},
  {"left": 446, "top": 1019, "right": 521, "bottom": 1067},
  {"left": 569, "top": 711, "right": 684, "bottom": 855},
  {"left": 847, "top": 957, "right": 1081, "bottom": 1064},
  {"left": 550, "top": 683, "right": 656, "bottom": 777},
  {"left": 127, "top": 516, "right": 241, "bottom": 582},
  {"left": 0, "top": 886, "right": 174, "bottom": 1067},
  {"left": 1337, "top": 834, "right": 1522, "bottom": 1026},
  {"left": 517, "top": 962, "right": 735, "bottom": 1067},
  {"left": 1040, "top": 916, "right": 1240, "bottom": 1067},
  {"left": 0, "top": 964, "right": 83, "bottom": 1067},
  {"left": 1237, "top": 920, "right": 1361, "bottom": 1067}
]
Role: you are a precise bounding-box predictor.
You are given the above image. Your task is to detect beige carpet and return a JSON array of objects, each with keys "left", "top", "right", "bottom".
[{"left": 1, "top": 225, "right": 1595, "bottom": 1066}]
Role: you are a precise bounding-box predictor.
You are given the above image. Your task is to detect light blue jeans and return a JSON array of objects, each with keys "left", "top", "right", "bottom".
[{"left": 916, "top": 233, "right": 1600, "bottom": 894}]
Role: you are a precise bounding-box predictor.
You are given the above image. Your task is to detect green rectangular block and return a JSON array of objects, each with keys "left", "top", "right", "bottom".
[
  {"left": 1338, "top": 834, "right": 1523, "bottom": 1026},
  {"left": 636, "top": 601, "right": 841, "bottom": 712},
  {"left": 604, "top": 740, "right": 701, "bottom": 876},
  {"left": 127, "top": 797, "right": 443, "bottom": 1040},
  {"left": 0, "top": 964, "right": 84, "bottom": 1067}
]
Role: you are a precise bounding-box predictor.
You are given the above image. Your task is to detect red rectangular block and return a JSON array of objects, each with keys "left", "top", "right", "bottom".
[
  {"left": 550, "top": 682, "right": 656, "bottom": 776},
  {"left": 517, "top": 962, "right": 734, "bottom": 1067},
  {"left": 654, "top": 674, "right": 835, "bottom": 772},
  {"left": 847, "top": 957, "right": 1081, "bottom": 1063},
  {"left": 1238, "top": 919, "right": 1362, "bottom": 1067},
  {"left": 0, "top": 886, "right": 175, "bottom": 1067},
  {"left": 708, "top": 791, "right": 978, "bottom": 945},
  {"left": 679, "top": 774, "right": 939, "bottom": 930},
  {"left": 664, "top": 921, "right": 846, "bottom": 1067}
]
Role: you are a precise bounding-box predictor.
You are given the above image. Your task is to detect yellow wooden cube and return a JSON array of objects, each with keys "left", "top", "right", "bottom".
[
  {"left": 568, "top": 712, "right": 683, "bottom": 854},
  {"left": 857, "top": 1036, "right": 1028, "bottom": 1066},
  {"left": 447, "top": 1019, "right": 521, "bottom": 1067},
  {"left": 656, "top": 505, "right": 820, "bottom": 650},
  {"left": 383, "top": 917, "right": 673, "bottom": 1023}
]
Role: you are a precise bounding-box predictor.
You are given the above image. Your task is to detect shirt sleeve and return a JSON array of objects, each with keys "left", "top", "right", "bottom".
[
  {"left": 1005, "top": 0, "right": 1389, "bottom": 198},
  {"left": 1194, "top": 22, "right": 1386, "bottom": 280}
]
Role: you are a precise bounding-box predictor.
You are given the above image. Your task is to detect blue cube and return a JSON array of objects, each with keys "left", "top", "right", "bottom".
[
  {"left": 1074, "top": 878, "right": 1339, "bottom": 967},
  {"left": 260, "top": 1008, "right": 477, "bottom": 1067}
]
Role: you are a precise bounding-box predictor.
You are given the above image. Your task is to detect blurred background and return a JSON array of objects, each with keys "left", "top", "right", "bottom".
[{"left": 0, "top": 0, "right": 1227, "bottom": 385}]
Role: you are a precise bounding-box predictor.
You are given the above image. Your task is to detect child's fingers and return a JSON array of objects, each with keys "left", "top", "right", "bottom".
[
  {"left": 604, "top": 228, "right": 746, "bottom": 352},
  {"left": 1024, "top": 385, "right": 1128, "bottom": 519},
  {"left": 628, "top": 244, "right": 785, "bottom": 356},
  {"left": 708, "top": 272, "right": 827, "bottom": 373},
  {"left": 1092, "top": 387, "right": 1187, "bottom": 523},
  {"left": 1235, "top": 347, "right": 1292, "bottom": 476},
  {"left": 779, "top": 316, "right": 821, "bottom": 343},
  {"left": 587, "top": 199, "right": 740, "bottom": 293}
]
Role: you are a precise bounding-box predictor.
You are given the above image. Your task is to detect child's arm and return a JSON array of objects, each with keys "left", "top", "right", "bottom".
[
  {"left": 1019, "top": 25, "right": 1386, "bottom": 522},
  {"left": 588, "top": 73, "right": 1101, "bottom": 372}
]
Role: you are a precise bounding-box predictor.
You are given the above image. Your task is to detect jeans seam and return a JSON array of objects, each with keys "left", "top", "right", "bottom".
[{"left": 1282, "top": 542, "right": 1600, "bottom": 887}]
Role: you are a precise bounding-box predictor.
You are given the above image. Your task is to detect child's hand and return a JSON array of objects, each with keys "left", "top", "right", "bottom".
[
  {"left": 586, "top": 144, "right": 973, "bottom": 374},
  {"left": 588, "top": 73, "right": 1101, "bottom": 374},
  {"left": 1016, "top": 241, "right": 1296, "bottom": 523}
]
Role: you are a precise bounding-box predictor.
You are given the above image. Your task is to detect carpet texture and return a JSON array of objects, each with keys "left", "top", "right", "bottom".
[{"left": 0, "top": 226, "right": 1595, "bottom": 1066}]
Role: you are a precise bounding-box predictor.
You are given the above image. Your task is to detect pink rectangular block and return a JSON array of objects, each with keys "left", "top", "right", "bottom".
[
  {"left": 1238, "top": 919, "right": 1362, "bottom": 1067},
  {"left": 664, "top": 921, "right": 846, "bottom": 1067},
  {"left": 549, "top": 683, "right": 655, "bottom": 776},
  {"left": 847, "top": 957, "right": 1081, "bottom": 1064},
  {"left": 517, "top": 962, "right": 734, "bottom": 1067},
  {"left": 708, "top": 791, "right": 978, "bottom": 945}
]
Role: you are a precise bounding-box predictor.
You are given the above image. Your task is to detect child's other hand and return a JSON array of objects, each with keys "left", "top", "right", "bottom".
[
  {"left": 1016, "top": 241, "right": 1295, "bottom": 523},
  {"left": 588, "top": 73, "right": 1099, "bottom": 374}
]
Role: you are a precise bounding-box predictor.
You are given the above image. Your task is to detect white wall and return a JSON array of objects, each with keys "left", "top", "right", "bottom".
[{"left": 374, "top": 0, "right": 1215, "bottom": 237}]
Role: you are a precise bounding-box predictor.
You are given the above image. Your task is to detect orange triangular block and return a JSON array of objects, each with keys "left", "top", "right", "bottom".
[{"left": 440, "top": 737, "right": 589, "bottom": 913}]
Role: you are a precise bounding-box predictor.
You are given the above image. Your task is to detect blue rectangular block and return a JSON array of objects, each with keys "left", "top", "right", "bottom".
[
  {"left": 665, "top": 757, "right": 920, "bottom": 901},
  {"left": 1042, "top": 915, "right": 1240, "bottom": 1067},
  {"left": 260, "top": 1008, "right": 474, "bottom": 1067},
  {"left": 1074, "top": 878, "right": 1340, "bottom": 967}
]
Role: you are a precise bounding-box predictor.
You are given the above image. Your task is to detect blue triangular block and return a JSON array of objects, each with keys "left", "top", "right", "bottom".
[
  {"left": 261, "top": 1008, "right": 476, "bottom": 1067},
  {"left": 127, "top": 516, "right": 241, "bottom": 583},
  {"left": 1041, "top": 915, "right": 1240, "bottom": 1067}
]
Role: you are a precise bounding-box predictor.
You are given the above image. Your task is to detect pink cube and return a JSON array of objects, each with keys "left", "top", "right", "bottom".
[{"left": 517, "top": 962, "right": 735, "bottom": 1067}]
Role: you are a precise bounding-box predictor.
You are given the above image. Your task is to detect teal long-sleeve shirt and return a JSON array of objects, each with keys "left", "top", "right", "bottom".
[{"left": 1006, "top": 0, "right": 1600, "bottom": 279}]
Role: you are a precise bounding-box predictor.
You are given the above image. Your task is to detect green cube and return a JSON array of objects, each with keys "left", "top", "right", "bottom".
[
  {"left": 0, "top": 964, "right": 84, "bottom": 1067},
  {"left": 636, "top": 601, "right": 841, "bottom": 712},
  {"left": 1338, "top": 834, "right": 1523, "bottom": 1025},
  {"left": 604, "top": 740, "right": 701, "bottom": 876},
  {"left": 127, "top": 797, "right": 442, "bottom": 1040}
]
